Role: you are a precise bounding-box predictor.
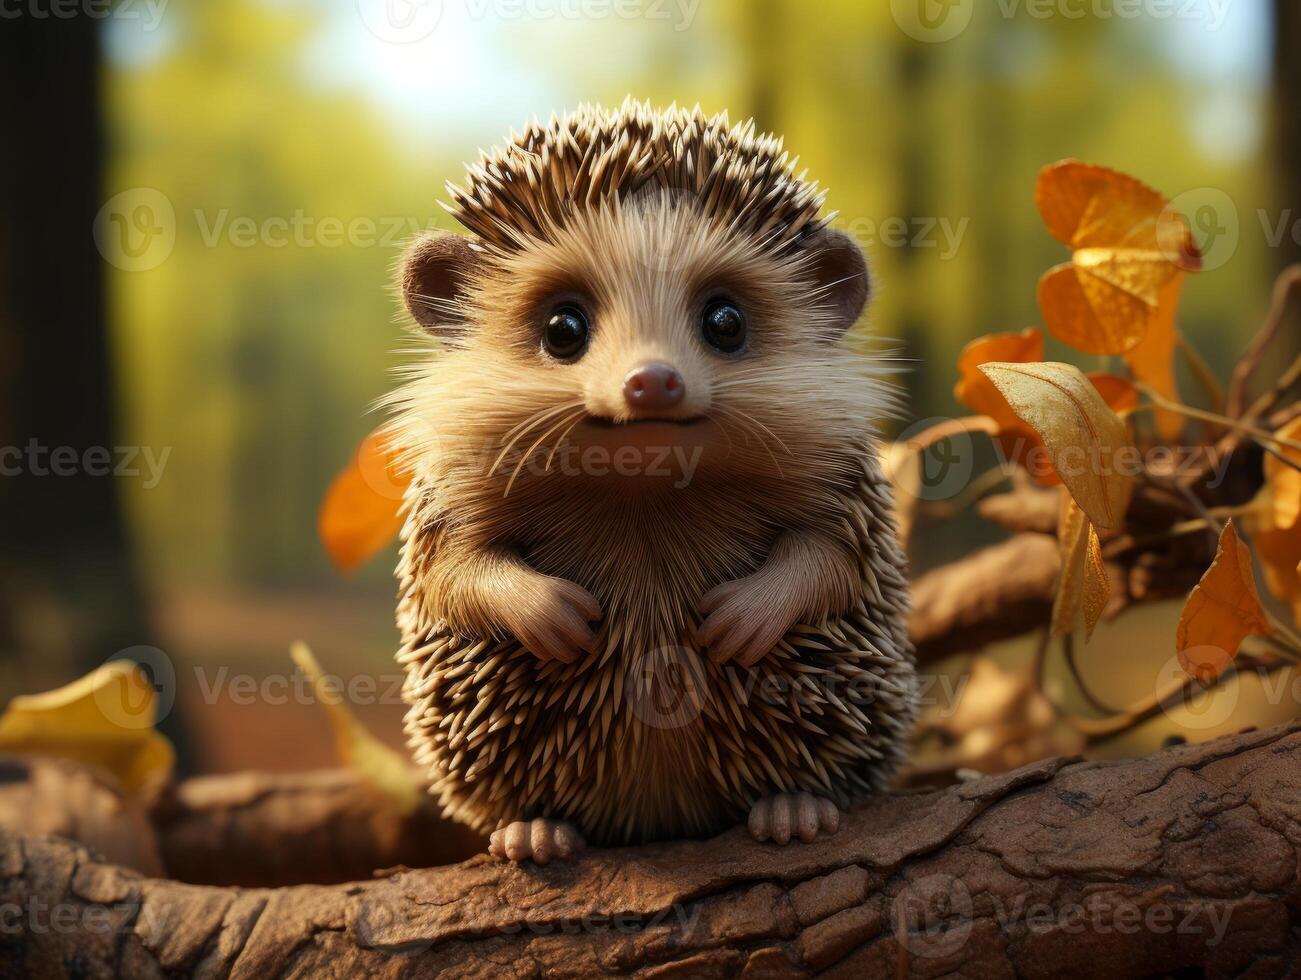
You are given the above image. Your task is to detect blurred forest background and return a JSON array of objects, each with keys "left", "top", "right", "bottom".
[{"left": 1, "top": 0, "right": 1298, "bottom": 774}]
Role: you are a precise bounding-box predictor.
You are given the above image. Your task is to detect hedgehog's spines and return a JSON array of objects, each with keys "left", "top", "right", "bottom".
[{"left": 445, "top": 100, "right": 828, "bottom": 256}]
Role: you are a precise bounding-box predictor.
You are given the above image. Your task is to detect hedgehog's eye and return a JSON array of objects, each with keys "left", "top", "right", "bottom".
[
  {"left": 701, "top": 298, "right": 747, "bottom": 354},
  {"left": 543, "top": 304, "right": 589, "bottom": 360}
]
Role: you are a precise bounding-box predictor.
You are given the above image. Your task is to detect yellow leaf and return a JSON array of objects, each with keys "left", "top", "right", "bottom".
[
  {"left": 0, "top": 662, "right": 175, "bottom": 795},
  {"left": 1176, "top": 521, "right": 1272, "bottom": 681},
  {"left": 1036, "top": 161, "right": 1200, "bottom": 355},
  {"left": 290, "top": 642, "right": 422, "bottom": 815},
  {"left": 977, "top": 361, "right": 1134, "bottom": 531},
  {"left": 1123, "top": 276, "right": 1186, "bottom": 442},
  {"left": 1050, "top": 495, "right": 1111, "bottom": 639},
  {"left": 319, "top": 429, "right": 410, "bottom": 573}
]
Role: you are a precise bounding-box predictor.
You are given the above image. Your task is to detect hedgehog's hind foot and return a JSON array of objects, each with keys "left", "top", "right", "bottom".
[
  {"left": 748, "top": 793, "right": 840, "bottom": 845},
  {"left": 489, "top": 818, "right": 586, "bottom": 865}
]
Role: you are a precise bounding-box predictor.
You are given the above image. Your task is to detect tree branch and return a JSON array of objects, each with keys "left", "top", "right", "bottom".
[{"left": 3, "top": 723, "right": 1300, "bottom": 977}]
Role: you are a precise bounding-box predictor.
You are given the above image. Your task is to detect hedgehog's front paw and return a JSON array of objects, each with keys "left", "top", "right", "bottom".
[
  {"left": 504, "top": 575, "right": 602, "bottom": 664},
  {"left": 748, "top": 793, "right": 840, "bottom": 845},
  {"left": 696, "top": 575, "right": 797, "bottom": 667},
  {"left": 489, "top": 818, "right": 586, "bottom": 865}
]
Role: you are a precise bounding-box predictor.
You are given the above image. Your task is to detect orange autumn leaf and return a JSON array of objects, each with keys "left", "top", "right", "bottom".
[
  {"left": 319, "top": 429, "right": 410, "bottom": 573},
  {"left": 1255, "top": 525, "right": 1301, "bottom": 627},
  {"left": 954, "top": 329, "right": 1136, "bottom": 487},
  {"left": 954, "top": 328, "right": 1045, "bottom": 427},
  {"left": 1051, "top": 494, "right": 1111, "bottom": 639},
  {"left": 1175, "top": 521, "right": 1272, "bottom": 681},
  {"left": 1264, "top": 418, "right": 1301, "bottom": 532},
  {"left": 1243, "top": 418, "right": 1301, "bottom": 625},
  {"left": 1086, "top": 372, "right": 1140, "bottom": 414},
  {"left": 978, "top": 361, "right": 1134, "bottom": 531},
  {"left": 954, "top": 328, "right": 1046, "bottom": 474},
  {"left": 1036, "top": 161, "right": 1201, "bottom": 356},
  {"left": 1123, "top": 275, "right": 1185, "bottom": 442}
]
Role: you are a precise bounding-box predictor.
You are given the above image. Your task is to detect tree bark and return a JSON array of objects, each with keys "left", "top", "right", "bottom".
[
  {"left": 2, "top": 722, "right": 1299, "bottom": 978},
  {"left": 0, "top": 10, "right": 157, "bottom": 718}
]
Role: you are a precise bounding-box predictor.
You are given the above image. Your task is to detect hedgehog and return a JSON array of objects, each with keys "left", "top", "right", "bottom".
[{"left": 388, "top": 99, "right": 917, "bottom": 863}]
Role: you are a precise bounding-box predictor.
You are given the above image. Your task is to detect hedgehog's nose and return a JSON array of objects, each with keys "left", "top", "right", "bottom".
[{"left": 623, "top": 362, "right": 685, "bottom": 413}]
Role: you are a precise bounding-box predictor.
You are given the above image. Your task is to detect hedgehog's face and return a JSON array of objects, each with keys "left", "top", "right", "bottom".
[{"left": 396, "top": 196, "right": 882, "bottom": 496}]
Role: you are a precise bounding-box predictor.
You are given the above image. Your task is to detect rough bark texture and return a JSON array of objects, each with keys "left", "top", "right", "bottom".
[{"left": 3, "top": 722, "right": 1300, "bottom": 978}]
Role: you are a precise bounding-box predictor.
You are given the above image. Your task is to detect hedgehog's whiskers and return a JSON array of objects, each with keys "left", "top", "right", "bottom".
[
  {"left": 488, "top": 400, "right": 585, "bottom": 478},
  {"left": 503, "top": 407, "right": 587, "bottom": 497}
]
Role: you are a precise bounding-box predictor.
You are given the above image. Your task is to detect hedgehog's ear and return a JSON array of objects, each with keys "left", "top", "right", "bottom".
[
  {"left": 400, "top": 232, "right": 481, "bottom": 335},
  {"left": 802, "top": 228, "right": 870, "bottom": 339}
]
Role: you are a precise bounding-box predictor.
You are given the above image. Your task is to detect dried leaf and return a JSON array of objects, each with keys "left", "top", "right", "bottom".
[
  {"left": 291, "top": 643, "right": 423, "bottom": 815},
  {"left": 977, "top": 360, "right": 1134, "bottom": 531},
  {"left": 1050, "top": 495, "right": 1111, "bottom": 639},
  {"left": 1081, "top": 522, "right": 1109, "bottom": 640},
  {"left": 1175, "top": 522, "right": 1272, "bottom": 681},
  {"left": 1036, "top": 161, "right": 1200, "bottom": 355},
  {"left": 1123, "top": 276, "right": 1186, "bottom": 442},
  {"left": 0, "top": 662, "right": 175, "bottom": 795},
  {"left": 320, "top": 429, "right": 410, "bottom": 573}
]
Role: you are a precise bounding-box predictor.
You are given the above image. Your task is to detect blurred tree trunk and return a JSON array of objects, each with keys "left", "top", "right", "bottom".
[
  {"left": 1275, "top": 0, "right": 1301, "bottom": 271},
  {"left": 0, "top": 16, "right": 153, "bottom": 696}
]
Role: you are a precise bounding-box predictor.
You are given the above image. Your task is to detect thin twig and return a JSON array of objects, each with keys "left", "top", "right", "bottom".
[
  {"left": 1133, "top": 385, "right": 1301, "bottom": 454},
  {"left": 1071, "top": 651, "right": 1292, "bottom": 743},
  {"left": 1227, "top": 264, "right": 1301, "bottom": 418},
  {"left": 1061, "top": 633, "right": 1124, "bottom": 715},
  {"left": 1177, "top": 332, "right": 1225, "bottom": 414}
]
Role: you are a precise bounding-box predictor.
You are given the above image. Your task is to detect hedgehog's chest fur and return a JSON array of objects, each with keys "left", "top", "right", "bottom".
[{"left": 396, "top": 465, "right": 917, "bottom": 846}]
